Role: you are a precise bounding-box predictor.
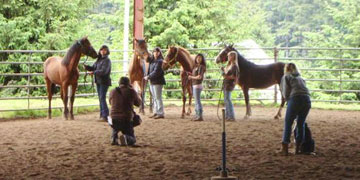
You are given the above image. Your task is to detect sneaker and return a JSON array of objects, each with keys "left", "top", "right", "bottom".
[
  {"left": 119, "top": 135, "right": 128, "bottom": 146},
  {"left": 154, "top": 114, "right": 164, "bottom": 119},
  {"left": 191, "top": 116, "right": 199, "bottom": 121},
  {"left": 193, "top": 116, "right": 204, "bottom": 121},
  {"left": 226, "top": 118, "right": 235, "bottom": 121},
  {"left": 149, "top": 113, "right": 157, "bottom": 118},
  {"left": 111, "top": 139, "right": 119, "bottom": 146}
]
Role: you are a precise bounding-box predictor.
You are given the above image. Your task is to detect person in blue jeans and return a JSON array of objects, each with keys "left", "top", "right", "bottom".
[
  {"left": 221, "top": 51, "right": 239, "bottom": 121},
  {"left": 188, "top": 53, "right": 206, "bottom": 121},
  {"left": 144, "top": 47, "right": 166, "bottom": 119},
  {"left": 280, "top": 63, "right": 311, "bottom": 155},
  {"left": 84, "top": 45, "right": 112, "bottom": 121}
]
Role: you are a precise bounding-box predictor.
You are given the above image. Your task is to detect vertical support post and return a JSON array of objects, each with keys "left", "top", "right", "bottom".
[
  {"left": 273, "top": 47, "right": 278, "bottom": 104},
  {"left": 339, "top": 49, "right": 343, "bottom": 103},
  {"left": 123, "top": 0, "right": 130, "bottom": 73},
  {"left": 133, "top": 0, "right": 144, "bottom": 48},
  {"left": 221, "top": 108, "right": 228, "bottom": 177},
  {"left": 27, "top": 53, "right": 32, "bottom": 110}
]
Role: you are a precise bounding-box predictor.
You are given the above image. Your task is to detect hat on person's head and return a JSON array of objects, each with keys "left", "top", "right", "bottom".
[
  {"left": 152, "top": 47, "right": 164, "bottom": 59},
  {"left": 153, "top": 47, "right": 161, "bottom": 52},
  {"left": 99, "top": 45, "right": 110, "bottom": 55},
  {"left": 119, "top": 76, "right": 130, "bottom": 86}
]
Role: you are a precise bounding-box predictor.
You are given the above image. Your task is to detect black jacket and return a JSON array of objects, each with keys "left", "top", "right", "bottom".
[
  {"left": 85, "top": 55, "right": 112, "bottom": 86},
  {"left": 147, "top": 57, "right": 166, "bottom": 85}
]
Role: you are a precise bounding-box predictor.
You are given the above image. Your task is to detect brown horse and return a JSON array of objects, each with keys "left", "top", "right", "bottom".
[
  {"left": 128, "top": 38, "right": 152, "bottom": 114},
  {"left": 215, "top": 45, "right": 285, "bottom": 119},
  {"left": 44, "top": 37, "right": 98, "bottom": 120},
  {"left": 162, "top": 46, "right": 194, "bottom": 118}
]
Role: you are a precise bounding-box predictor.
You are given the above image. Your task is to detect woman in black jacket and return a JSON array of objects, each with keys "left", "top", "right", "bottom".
[
  {"left": 144, "top": 47, "right": 166, "bottom": 119},
  {"left": 84, "top": 45, "right": 112, "bottom": 121}
]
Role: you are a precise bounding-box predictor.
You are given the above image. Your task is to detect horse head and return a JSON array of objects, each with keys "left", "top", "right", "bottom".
[
  {"left": 215, "top": 44, "right": 235, "bottom": 64},
  {"left": 79, "top": 37, "right": 98, "bottom": 58},
  {"left": 162, "top": 46, "right": 179, "bottom": 71},
  {"left": 134, "top": 38, "right": 150, "bottom": 59}
]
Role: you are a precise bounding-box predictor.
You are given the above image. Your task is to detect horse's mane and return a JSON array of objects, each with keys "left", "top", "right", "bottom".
[
  {"left": 232, "top": 48, "right": 256, "bottom": 69},
  {"left": 177, "top": 47, "right": 195, "bottom": 68},
  {"left": 61, "top": 41, "right": 81, "bottom": 66}
]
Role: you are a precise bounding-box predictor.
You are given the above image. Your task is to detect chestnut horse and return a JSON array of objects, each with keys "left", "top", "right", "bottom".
[
  {"left": 215, "top": 45, "right": 285, "bottom": 119},
  {"left": 44, "top": 37, "right": 98, "bottom": 120},
  {"left": 128, "top": 39, "right": 152, "bottom": 114},
  {"left": 162, "top": 46, "right": 194, "bottom": 118}
]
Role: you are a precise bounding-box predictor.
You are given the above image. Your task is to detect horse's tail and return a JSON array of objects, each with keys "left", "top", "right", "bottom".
[{"left": 51, "top": 84, "right": 56, "bottom": 95}]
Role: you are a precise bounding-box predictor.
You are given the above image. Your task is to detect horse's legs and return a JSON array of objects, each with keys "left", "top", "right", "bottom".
[
  {"left": 62, "top": 84, "right": 69, "bottom": 120},
  {"left": 139, "top": 80, "right": 145, "bottom": 115},
  {"left": 69, "top": 83, "right": 77, "bottom": 120},
  {"left": 181, "top": 87, "right": 186, "bottom": 118},
  {"left": 275, "top": 94, "right": 286, "bottom": 119},
  {"left": 242, "top": 87, "right": 251, "bottom": 119},
  {"left": 186, "top": 84, "right": 192, "bottom": 115},
  {"left": 45, "top": 78, "right": 53, "bottom": 119}
]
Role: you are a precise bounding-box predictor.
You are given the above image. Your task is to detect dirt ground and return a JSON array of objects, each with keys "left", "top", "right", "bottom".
[{"left": 0, "top": 106, "right": 359, "bottom": 180}]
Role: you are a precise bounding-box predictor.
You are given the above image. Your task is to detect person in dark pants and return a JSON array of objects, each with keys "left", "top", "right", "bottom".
[
  {"left": 144, "top": 47, "right": 166, "bottom": 119},
  {"left": 109, "top": 77, "right": 141, "bottom": 146},
  {"left": 280, "top": 63, "right": 311, "bottom": 155},
  {"left": 84, "top": 45, "right": 112, "bottom": 121}
]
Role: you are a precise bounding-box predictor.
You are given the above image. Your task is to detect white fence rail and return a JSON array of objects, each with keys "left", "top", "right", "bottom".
[{"left": 1, "top": 47, "right": 360, "bottom": 112}]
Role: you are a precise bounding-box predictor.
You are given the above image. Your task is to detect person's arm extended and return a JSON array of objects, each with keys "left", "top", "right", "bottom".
[
  {"left": 132, "top": 89, "right": 142, "bottom": 107},
  {"left": 223, "top": 74, "right": 236, "bottom": 80},
  {"left": 84, "top": 63, "right": 96, "bottom": 71},
  {"left": 280, "top": 76, "right": 291, "bottom": 100}
]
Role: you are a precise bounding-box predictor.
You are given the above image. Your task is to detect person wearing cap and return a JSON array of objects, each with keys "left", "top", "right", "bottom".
[
  {"left": 84, "top": 45, "right": 112, "bottom": 121},
  {"left": 144, "top": 47, "right": 166, "bottom": 119},
  {"left": 109, "top": 76, "right": 141, "bottom": 146}
]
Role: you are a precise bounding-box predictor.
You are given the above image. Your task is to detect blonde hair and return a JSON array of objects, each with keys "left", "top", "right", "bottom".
[
  {"left": 226, "top": 51, "right": 238, "bottom": 72},
  {"left": 285, "top": 63, "right": 300, "bottom": 74}
]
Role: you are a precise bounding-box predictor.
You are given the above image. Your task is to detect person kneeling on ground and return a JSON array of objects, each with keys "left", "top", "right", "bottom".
[{"left": 109, "top": 77, "right": 142, "bottom": 146}]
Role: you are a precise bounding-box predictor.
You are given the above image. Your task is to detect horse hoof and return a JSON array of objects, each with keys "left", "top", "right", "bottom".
[
  {"left": 186, "top": 112, "right": 191, "bottom": 116},
  {"left": 274, "top": 115, "right": 281, "bottom": 119},
  {"left": 181, "top": 115, "right": 185, "bottom": 119},
  {"left": 243, "top": 115, "right": 250, "bottom": 120}
]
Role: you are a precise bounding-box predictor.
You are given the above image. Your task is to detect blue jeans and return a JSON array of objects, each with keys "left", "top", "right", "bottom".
[
  {"left": 193, "top": 86, "right": 203, "bottom": 117},
  {"left": 96, "top": 84, "right": 109, "bottom": 118},
  {"left": 224, "top": 89, "right": 235, "bottom": 119},
  {"left": 282, "top": 95, "right": 311, "bottom": 144},
  {"left": 111, "top": 119, "right": 136, "bottom": 145},
  {"left": 150, "top": 84, "right": 164, "bottom": 116}
]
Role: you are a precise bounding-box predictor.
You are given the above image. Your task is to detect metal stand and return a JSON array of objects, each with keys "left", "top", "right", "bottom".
[{"left": 211, "top": 109, "right": 238, "bottom": 180}]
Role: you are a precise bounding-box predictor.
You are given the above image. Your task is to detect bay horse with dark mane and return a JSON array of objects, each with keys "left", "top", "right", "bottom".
[
  {"left": 215, "top": 45, "right": 285, "bottom": 119},
  {"left": 128, "top": 38, "right": 152, "bottom": 114},
  {"left": 44, "top": 37, "right": 98, "bottom": 120},
  {"left": 162, "top": 46, "right": 194, "bottom": 118}
]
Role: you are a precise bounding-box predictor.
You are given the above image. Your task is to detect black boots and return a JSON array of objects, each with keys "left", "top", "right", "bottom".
[{"left": 281, "top": 143, "right": 289, "bottom": 156}]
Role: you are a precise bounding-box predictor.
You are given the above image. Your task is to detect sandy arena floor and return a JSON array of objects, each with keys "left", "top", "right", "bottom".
[{"left": 0, "top": 106, "right": 359, "bottom": 179}]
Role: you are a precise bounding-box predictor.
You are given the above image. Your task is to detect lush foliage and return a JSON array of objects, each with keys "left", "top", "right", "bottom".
[{"left": 0, "top": 0, "right": 359, "bottom": 108}]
